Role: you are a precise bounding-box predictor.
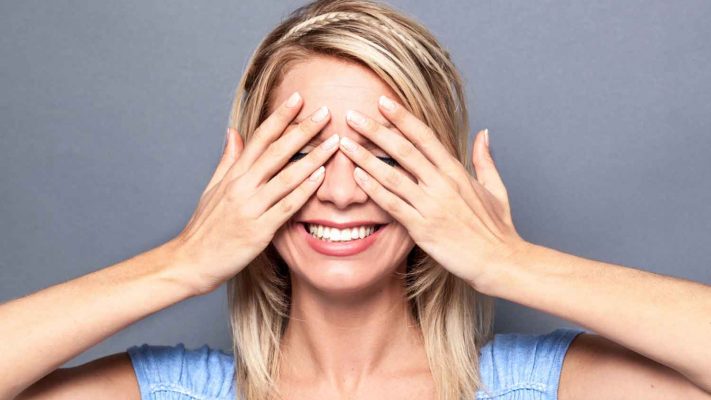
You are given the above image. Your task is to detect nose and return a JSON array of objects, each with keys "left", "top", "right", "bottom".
[{"left": 316, "top": 148, "right": 368, "bottom": 209}]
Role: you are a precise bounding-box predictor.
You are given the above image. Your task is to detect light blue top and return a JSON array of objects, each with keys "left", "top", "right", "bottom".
[{"left": 127, "top": 327, "right": 586, "bottom": 400}]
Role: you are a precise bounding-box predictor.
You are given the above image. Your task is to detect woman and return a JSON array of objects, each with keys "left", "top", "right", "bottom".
[{"left": 4, "top": 0, "right": 710, "bottom": 399}]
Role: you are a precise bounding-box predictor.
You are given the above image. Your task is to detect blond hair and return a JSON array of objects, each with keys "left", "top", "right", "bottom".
[{"left": 226, "top": 1, "right": 495, "bottom": 399}]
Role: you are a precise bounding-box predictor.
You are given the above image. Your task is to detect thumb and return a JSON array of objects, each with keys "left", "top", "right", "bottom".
[
  {"left": 222, "top": 127, "right": 244, "bottom": 161},
  {"left": 472, "top": 129, "right": 509, "bottom": 206},
  {"left": 203, "top": 128, "right": 243, "bottom": 196}
]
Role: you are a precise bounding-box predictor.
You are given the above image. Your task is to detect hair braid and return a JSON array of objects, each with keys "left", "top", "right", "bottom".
[{"left": 277, "top": 11, "right": 443, "bottom": 71}]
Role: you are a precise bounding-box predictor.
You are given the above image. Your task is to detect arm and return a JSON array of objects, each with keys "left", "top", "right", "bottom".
[
  {"left": 0, "top": 239, "right": 198, "bottom": 400},
  {"left": 329, "top": 101, "right": 711, "bottom": 397},
  {"left": 478, "top": 242, "right": 711, "bottom": 395}
]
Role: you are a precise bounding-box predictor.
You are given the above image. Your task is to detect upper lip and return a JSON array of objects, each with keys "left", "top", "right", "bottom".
[{"left": 299, "top": 219, "right": 387, "bottom": 229}]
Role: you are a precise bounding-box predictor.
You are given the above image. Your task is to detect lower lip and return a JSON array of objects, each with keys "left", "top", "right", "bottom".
[{"left": 297, "top": 222, "right": 386, "bottom": 256}]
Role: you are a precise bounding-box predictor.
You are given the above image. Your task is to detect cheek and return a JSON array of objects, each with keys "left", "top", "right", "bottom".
[
  {"left": 270, "top": 224, "right": 295, "bottom": 264},
  {"left": 387, "top": 221, "right": 416, "bottom": 253}
]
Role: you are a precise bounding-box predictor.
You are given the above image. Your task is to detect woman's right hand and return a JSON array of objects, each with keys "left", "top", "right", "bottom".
[{"left": 167, "top": 92, "right": 339, "bottom": 295}]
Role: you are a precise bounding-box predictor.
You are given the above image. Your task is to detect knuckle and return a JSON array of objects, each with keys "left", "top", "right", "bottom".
[
  {"left": 308, "top": 148, "right": 327, "bottom": 165},
  {"left": 275, "top": 168, "right": 293, "bottom": 186},
  {"left": 423, "top": 126, "right": 437, "bottom": 139},
  {"left": 410, "top": 132, "right": 425, "bottom": 148},
  {"left": 420, "top": 198, "right": 437, "bottom": 216},
  {"left": 277, "top": 103, "right": 296, "bottom": 119},
  {"left": 395, "top": 142, "right": 415, "bottom": 159},
  {"left": 252, "top": 123, "right": 270, "bottom": 140},
  {"left": 278, "top": 198, "right": 295, "bottom": 215},
  {"left": 384, "top": 197, "right": 400, "bottom": 214},
  {"left": 384, "top": 169, "right": 403, "bottom": 187},
  {"left": 266, "top": 140, "right": 288, "bottom": 160},
  {"left": 240, "top": 203, "right": 259, "bottom": 218},
  {"left": 294, "top": 123, "right": 312, "bottom": 140},
  {"left": 433, "top": 176, "right": 458, "bottom": 198},
  {"left": 224, "top": 179, "right": 242, "bottom": 202},
  {"left": 362, "top": 117, "right": 375, "bottom": 131},
  {"left": 299, "top": 118, "right": 320, "bottom": 133}
]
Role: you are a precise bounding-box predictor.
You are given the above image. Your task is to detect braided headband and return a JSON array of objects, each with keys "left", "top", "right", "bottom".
[{"left": 276, "top": 11, "right": 439, "bottom": 70}]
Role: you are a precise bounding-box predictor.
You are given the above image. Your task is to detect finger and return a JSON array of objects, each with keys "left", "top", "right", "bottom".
[
  {"left": 352, "top": 166, "right": 423, "bottom": 227},
  {"left": 254, "top": 133, "right": 340, "bottom": 213},
  {"left": 344, "top": 109, "right": 439, "bottom": 187},
  {"left": 338, "top": 135, "right": 431, "bottom": 213},
  {"left": 231, "top": 127, "right": 245, "bottom": 159},
  {"left": 472, "top": 129, "right": 509, "bottom": 207},
  {"left": 246, "top": 105, "right": 331, "bottom": 187},
  {"left": 260, "top": 165, "right": 325, "bottom": 228},
  {"left": 227, "top": 91, "right": 303, "bottom": 179},
  {"left": 377, "top": 95, "right": 462, "bottom": 174}
]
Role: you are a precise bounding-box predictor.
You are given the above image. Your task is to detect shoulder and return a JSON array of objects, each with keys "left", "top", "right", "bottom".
[
  {"left": 476, "top": 327, "right": 587, "bottom": 400},
  {"left": 124, "top": 329, "right": 586, "bottom": 400},
  {"left": 126, "top": 342, "right": 235, "bottom": 400}
]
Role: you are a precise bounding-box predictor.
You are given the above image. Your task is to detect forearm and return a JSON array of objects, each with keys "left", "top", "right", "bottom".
[
  {"left": 0, "top": 239, "right": 198, "bottom": 399},
  {"left": 479, "top": 242, "right": 711, "bottom": 392}
]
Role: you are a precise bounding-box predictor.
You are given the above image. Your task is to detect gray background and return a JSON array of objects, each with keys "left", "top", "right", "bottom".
[{"left": 1, "top": 1, "right": 709, "bottom": 368}]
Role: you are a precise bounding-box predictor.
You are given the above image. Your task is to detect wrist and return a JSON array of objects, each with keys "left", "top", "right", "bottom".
[
  {"left": 150, "top": 239, "right": 208, "bottom": 298},
  {"left": 472, "top": 239, "right": 536, "bottom": 297}
]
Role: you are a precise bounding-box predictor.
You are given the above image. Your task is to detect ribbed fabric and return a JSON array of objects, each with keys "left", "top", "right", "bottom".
[
  {"left": 127, "top": 343, "right": 236, "bottom": 399},
  {"left": 127, "top": 327, "right": 586, "bottom": 400},
  {"left": 475, "top": 328, "right": 585, "bottom": 399}
]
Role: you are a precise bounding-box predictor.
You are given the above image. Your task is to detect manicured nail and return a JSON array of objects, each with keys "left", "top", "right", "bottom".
[
  {"left": 321, "top": 134, "right": 340, "bottom": 150},
  {"left": 484, "top": 128, "right": 489, "bottom": 147},
  {"left": 223, "top": 128, "right": 232, "bottom": 152},
  {"left": 309, "top": 166, "right": 325, "bottom": 182},
  {"left": 311, "top": 106, "right": 329, "bottom": 122},
  {"left": 379, "top": 95, "right": 397, "bottom": 112},
  {"left": 354, "top": 167, "right": 368, "bottom": 184},
  {"left": 346, "top": 110, "right": 367, "bottom": 127},
  {"left": 286, "top": 92, "right": 301, "bottom": 108},
  {"left": 339, "top": 136, "right": 357, "bottom": 152}
]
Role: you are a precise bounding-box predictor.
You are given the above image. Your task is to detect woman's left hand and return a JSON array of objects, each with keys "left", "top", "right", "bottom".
[{"left": 339, "top": 95, "right": 529, "bottom": 291}]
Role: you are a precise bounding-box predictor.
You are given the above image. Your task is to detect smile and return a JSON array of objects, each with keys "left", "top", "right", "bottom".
[
  {"left": 296, "top": 220, "right": 388, "bottom": 256},
  {"left": 306, "top": 223, "right": 381, "bottom": 242}
]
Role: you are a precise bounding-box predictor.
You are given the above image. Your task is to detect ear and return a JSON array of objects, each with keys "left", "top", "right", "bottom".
[{"left": 471, "top": 129, "right": 509, "bottom": 205}]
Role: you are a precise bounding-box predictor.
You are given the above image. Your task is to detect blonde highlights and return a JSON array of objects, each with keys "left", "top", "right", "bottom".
[{"left": 226, "top": 1, "right": 495, "bottom": 399}]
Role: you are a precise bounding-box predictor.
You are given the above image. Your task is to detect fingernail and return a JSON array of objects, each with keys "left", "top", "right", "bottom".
[
  {"left": 322, "top": 134, "right": 339, "bottom": 150},
  {"left": 354, "top": 167, "right": 368, "bottom": 184},
  {"left": 379, "top": 95, "right": 397, "bottom": 112},
  {"left": 311, "top": 106, "right": 329, "bottom": 122},
  {"left": 346, "top": 110, "right": 367, "bottom": 127},
  {"left": 309, "top": 166, "right": 325, "bottom": 182},
  {"left": 339, "top": 136, "right": 357, "bottom": 152},
  {"left": 223, "top": 128, "right": 231, "bottom": 151},
  {"left": 484, "top": 128, "right": 490, "bottom": 147},
  {"left": 286, "top": 92, "right": 301, "bottom": 108}
]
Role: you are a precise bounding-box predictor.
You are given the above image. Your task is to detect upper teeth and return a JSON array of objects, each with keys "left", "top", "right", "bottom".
[{"left": 307, "top": 224, "right": 378, "bottom": 241}]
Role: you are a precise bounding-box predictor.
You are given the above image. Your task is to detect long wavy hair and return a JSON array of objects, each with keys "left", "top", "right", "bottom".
[{"left": 225, "top": 1, "right": 495, "bottom": 399}]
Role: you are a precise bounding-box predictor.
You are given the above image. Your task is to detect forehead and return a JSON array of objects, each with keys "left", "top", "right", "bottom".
[{"left": 269, "top": 55, "right": 401, "bottom": 132}]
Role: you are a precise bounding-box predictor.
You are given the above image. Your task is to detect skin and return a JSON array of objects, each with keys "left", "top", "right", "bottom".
[
  {"left": 6, "top": 53, "right": 710, "bottom": 399},
  {"left": 267, "top": 56, "right": 432, "bottom": 398},
  {"left": 263, "top": 54, "right": 711, "bottom": 399}
]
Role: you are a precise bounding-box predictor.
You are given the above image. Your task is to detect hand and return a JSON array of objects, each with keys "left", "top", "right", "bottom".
[
  {"left": 168, "top": 93, "right": 340, "bottom": 295},
  {"left": 338, "top": 95, "right": 529, "bottom": 291}
]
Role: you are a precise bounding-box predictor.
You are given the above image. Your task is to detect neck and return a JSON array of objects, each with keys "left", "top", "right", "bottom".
[{"left": 279, "top": 266, "right": 429, "bottom": 394}]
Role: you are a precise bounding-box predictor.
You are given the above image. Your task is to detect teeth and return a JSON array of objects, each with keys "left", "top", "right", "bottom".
[{"left": 306, "top": 223, "right": 379, "bottom": 242}]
